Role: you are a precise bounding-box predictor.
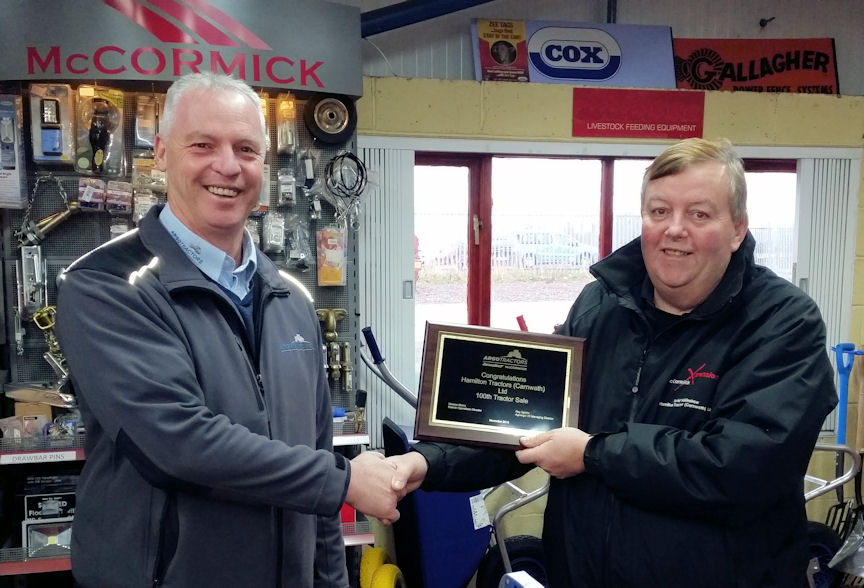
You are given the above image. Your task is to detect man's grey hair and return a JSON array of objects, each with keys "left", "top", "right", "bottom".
[
  {"left": 641, "top": 137, "right": 748, "bottom": 224},
  {"left": 159, "top": 72, "right": 270, "bottom": 150}
]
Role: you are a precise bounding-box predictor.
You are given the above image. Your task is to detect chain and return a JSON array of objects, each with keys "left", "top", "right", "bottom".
[
  {"left": 21, "top": 173, "right": 69, "bottom": 230},
  {"left": 16, "top": 173, "right": 74, "bottom": 248}
]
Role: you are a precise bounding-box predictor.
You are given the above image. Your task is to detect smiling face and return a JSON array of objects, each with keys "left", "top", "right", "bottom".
[
  {"left": 640, "top": 161, "right": 748, "bottom": 315},
  {"left": 154, "top": 86, "right": 266, "bottom": 259}
]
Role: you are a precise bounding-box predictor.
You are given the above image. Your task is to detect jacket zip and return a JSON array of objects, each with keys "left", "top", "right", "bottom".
[
  {"left": 628, "top": 348, "right": 648, "bottom": 422},
  {"left": 251, "top": 279, "right": 288, "bottom": 588},
  {"left": 275, "top": 508, "right": 284, "bottom": 588},
  {"left": 151, "top": 493, "right": 177, "bottom": 586},
  {"left": 197, "top": 276, "right": 290, "bottom": 586}
]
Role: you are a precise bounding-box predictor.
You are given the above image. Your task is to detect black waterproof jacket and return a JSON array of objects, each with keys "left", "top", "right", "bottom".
[{"left": 414, "top": 233, "right": 836, "bottom": 587}]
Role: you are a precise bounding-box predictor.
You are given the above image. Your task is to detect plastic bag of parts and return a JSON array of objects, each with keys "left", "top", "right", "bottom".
[{"left": 285, "top": 214, "right": 312, "bottom": 272}]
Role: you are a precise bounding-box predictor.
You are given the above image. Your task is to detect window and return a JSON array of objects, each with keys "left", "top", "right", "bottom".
[{"left": 414, "top": 154, "right": 797, "bottom": 380}]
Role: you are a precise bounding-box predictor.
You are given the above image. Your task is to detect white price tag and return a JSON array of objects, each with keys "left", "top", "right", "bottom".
[
  {"left": 469, "top": 493, "right": 491, "bottom": 530},
  {"left": 1, "top": 450, "right": 76, "bottom": 465}
]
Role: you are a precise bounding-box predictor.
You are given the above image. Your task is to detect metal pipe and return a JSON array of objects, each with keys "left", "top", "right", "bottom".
[{"left": 362, "top": 0, "right": 496, "bottom": 37}]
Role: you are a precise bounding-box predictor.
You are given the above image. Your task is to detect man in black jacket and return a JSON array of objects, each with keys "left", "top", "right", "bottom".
[{"left": 389, "top": 138, "right": 837, "bottom": 587}]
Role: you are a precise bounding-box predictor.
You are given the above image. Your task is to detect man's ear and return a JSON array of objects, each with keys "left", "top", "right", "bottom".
[
  {"left": 153, "top": 135, "right": 167, "bottom": 172},
  {"left": 731, "top": 216, "right": 749, "bottom": 252}
]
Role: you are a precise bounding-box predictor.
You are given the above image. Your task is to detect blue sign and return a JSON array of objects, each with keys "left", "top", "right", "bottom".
[{"left": 474, "top": 19, "right": 676, "bottom": 89}]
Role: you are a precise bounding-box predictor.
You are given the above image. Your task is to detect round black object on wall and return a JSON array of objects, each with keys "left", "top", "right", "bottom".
[{"left": 303, "top": 94, "right": 357, "bottom": 144}]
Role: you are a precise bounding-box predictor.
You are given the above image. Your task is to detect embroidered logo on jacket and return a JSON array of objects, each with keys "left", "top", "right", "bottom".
[
  {"left": 280, "top": 334, "right": 314, "bottom": 352},
  {"left": 668, "top": 362, "right": 718, "bottom": 390}
]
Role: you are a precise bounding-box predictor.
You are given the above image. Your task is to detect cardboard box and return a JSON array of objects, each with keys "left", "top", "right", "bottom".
[{"left": 14, "top": 402, "right": 52, "bottom": 420}]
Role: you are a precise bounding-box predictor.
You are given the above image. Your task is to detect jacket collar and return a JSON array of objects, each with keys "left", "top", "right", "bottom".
[
  {"left": 592, "top": 232, "right": 756, "bottom": 318},
  {"left": 138, "top": 204, "right": 290, "bottom": 295}
]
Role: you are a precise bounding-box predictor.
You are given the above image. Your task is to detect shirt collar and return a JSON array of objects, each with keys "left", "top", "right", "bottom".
[{"left": 159, "top": 202, "right": 257, "bottom": 300}]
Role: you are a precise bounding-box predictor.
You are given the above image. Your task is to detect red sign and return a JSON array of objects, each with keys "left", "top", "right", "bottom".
[
  {"left": 674, "top": 38, "right": 838, "bottom": 94},
  {"left": 572, "top": 88, "right": 704, "bottom": 139}
]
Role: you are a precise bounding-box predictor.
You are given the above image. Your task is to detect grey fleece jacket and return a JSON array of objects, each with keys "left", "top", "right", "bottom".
[{"left": 55, "top": 205, "right": 349, "bottom": 588}]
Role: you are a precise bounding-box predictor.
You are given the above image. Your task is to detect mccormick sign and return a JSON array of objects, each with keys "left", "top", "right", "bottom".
[
  {"left": 0, "top": 0, "right": 362, "bottom": 96},
  {"left": 472, "top": 19, "right": 676, "bottom": 89},
  {"left": 674, "top": 38, "right": 838, "bottom": 95}
]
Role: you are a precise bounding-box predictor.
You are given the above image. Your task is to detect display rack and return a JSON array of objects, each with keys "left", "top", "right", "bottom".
[{"left": 0, "top": 81, "right": 368, "bottom": 580}]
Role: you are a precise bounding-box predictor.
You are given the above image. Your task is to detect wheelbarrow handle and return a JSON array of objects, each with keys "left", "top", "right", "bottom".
[{"left": 362, "top": 326, "right": 384, "bottom": 364}]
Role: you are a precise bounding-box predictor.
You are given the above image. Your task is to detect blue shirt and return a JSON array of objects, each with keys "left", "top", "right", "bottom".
[{"left": 159, "top": 202, "right": 257, "bottom": 302}]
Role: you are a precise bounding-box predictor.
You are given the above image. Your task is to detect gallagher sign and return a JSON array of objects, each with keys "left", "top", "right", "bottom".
[
  {"left": 472, "top": 19, "right": 676, "bottom": 89},
  {"left": 0, "top": 0, "right": 362, "bottom": 96},
  {"left": 674, "top": 38, "right": 838, "bottom": 94}
]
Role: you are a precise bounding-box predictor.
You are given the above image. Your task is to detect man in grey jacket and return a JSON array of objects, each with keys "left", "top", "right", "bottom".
[{"left": 56, "top": 73, "right": 402, "bottom": 588}]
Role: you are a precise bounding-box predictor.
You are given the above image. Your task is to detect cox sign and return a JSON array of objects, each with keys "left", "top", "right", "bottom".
[{"left": 528, "top": 27, "right": 621, "bottom": 80}]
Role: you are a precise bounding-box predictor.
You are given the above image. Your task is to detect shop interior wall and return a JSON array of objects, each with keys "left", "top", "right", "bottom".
[
  {"left": 353, "top": 0, "right": 864, "bottom": 97},
  {"left": 355, "top": 74, "right": 864, "bottom": 525}
]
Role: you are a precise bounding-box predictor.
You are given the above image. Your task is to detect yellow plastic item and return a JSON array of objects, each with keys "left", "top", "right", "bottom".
[
  {"left": 371, "top": 563, "right": 406, "bottom": 588},
  {"left": 359, "top": 546, "right": 390, "bottom": 588}
]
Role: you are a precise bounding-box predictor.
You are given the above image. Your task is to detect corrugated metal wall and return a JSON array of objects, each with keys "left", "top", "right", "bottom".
[
  {"left": 358, "top": 0, "right": 864, "bottom": 96},
  {"left": 356, "top": 147, "right": 417, "bottom": 448},
  {"left": 798, "top": 158, "right": 861, "bottom": 434}
]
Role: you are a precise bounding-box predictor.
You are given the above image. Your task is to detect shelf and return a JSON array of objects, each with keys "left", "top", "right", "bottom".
[
  {"left": 0, "top": 434, "right": 85, "bottom": 465},
  {"left": 341, "top": 520, "right": 374, "bottom": 546},
  {"left": 333, "top": 433, "right": 370, "bottom": 446},
  {"left": 0, "top": 548, "right": 71, "bottom": 576},
  {"left": 0, "top": 523, "right": 373, "bottom": 576}
]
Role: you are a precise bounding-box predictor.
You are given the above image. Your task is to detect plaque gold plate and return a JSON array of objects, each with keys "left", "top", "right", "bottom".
[{"left": 415, "top": 322, "right": 585, "bottom": 449}]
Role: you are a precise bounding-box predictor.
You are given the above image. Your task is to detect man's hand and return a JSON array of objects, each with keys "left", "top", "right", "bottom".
[
  {"left": 346, "top": 451, "right": 401, "bottom": 525},
  {"left": 516, "top": 427, "right": 592, "bottom": 479},
  {"left": 385, "top": 451, "right": 429, "bottom": 498}
]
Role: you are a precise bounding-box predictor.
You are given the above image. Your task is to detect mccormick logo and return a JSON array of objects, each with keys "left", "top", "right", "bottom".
[
  {"left": 26, "top": 0, "right": 325, "bottom": 87},
  {"left": 280, "top": 334, "right": 314, "bottom": 352},
  {"left": 527, "top": 27, "right": 621, "bottom": 80},
  {"left": 669, "top": 363, "right": 719, "bottom": 391}
]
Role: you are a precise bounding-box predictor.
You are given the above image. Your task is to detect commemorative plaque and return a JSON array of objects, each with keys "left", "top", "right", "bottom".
[{"left": 415, "top": 322, "right": 585, "bottom": 450}]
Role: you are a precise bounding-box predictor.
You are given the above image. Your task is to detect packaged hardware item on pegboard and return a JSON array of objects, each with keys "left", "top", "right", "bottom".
[
  {"left": 134, "top": 93, "right": 163, "bottom": 149},
  {"left": 131, "top": 151, "right": 166, "bottom": 193},
  {"left": 0, "top": 93, "right": 26, "bottom": 207},
  {"left": 316, "top": 225, "right": 347, "bottom": 287},
  {"left": 74, "top": 85, "right": 125, "bottom": 177},
  {"left": 28, "top": 83, "right": 75, "bottom": 164},
  {"left": 77, "top": 177, "right": 105, "bottom": 212},
  {"left": 276, "top": 93, "right": 298, "bottom": 157},
  {"left": 105, "top": 180, "right": 133, "bottom": 216}
]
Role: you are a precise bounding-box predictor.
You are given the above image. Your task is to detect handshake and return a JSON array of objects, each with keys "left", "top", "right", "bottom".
[
  {"left": 345, "top": 451, "right": 430, "bottom": 525},
  {"left": 344, "top": 426, "right": 593, "bottom": 524}
]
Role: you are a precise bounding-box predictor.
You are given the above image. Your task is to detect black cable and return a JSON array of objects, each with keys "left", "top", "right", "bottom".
[{"left": 324, "top": 151, "right": 367, "bottom": 202}]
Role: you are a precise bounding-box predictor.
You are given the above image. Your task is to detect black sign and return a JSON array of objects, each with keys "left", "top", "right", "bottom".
[{"left": 416, "top": 323, "right": 585, "bottom": 449}]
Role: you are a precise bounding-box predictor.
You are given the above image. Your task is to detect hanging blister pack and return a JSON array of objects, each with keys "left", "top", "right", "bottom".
[
  {"left": 105, "top": 181, "right": 133, "bottom": 215},
  {"left": 316, "top": 225, "right": 347, "bottom": 286},
  {"left": 0, "top": 100, "right": 17, "bottom": 170},
  {"left": 74, "top": 85, "right": 125, "bottom": 176},
  {"left": 263, "top": 213, "right": 285, "bottom": 253},
  {"left": 285, "top": 214, "right": 312, "bottom": 271},
  {"left": 278, "top": 168, "right": 296, "bottom": 205},
  {"left": 276, "top": 94, "right": 298, "bottom": 156},
  {"left": 77, "top": 178, "right": 106, "bottom": 212},
  {"left": 134, "top": 93, "right": 163, "bottom": 149},
  {"left": 0, "top": 93, "right": 26, "bottom": 208},
  {"left": 132, "top": 188, "right": 159, "bottom": 225},
  {"left": 29, "top": 84, "right": 74, "bottom": 164}
]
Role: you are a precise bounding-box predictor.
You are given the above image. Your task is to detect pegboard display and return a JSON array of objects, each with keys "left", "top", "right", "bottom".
[{"left": 0, "top": 81, "right": 365, "bottom": 432}]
